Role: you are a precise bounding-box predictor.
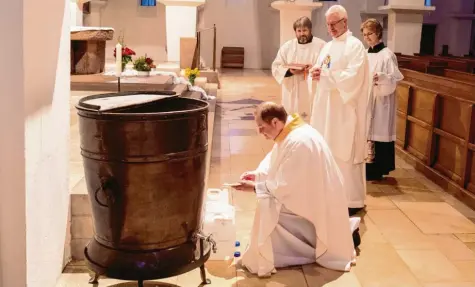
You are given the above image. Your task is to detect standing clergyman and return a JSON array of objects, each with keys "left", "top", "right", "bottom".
[
  {"left": 272, "top": 16, "right": 326, "bottom": 122},
  {"left": 309, "top": 5, "right": 371, "bottom": 216}
]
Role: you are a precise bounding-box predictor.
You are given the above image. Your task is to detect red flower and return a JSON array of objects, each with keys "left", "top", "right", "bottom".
[
  {"left": 145, "top": 57, "right": 153, "bottom": 65},
  {"left": 113, "top": 46, "right": 136, "bottom": 58}
]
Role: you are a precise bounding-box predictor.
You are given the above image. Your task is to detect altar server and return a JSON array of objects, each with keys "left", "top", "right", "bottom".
[
  {"left": 309, "top": 5, "right": 371, "bottom": 216},
  {"left": 235, "top": 102, "right": 360, "bottom": 278},
  {"left": 272, "top": 16, "right": 326, "bottom": 121},
  {"left": 361, "top": 18, "right": 404, "bottom": 181}
]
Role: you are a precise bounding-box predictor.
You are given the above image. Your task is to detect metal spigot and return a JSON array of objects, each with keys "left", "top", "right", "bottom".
[{"left": 196, "top": 232, "right": 218, "bottom": 253}]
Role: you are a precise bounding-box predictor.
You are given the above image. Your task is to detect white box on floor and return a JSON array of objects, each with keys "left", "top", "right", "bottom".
[
  {"left": 203, "top": 202, "right": 236, "bottom": 242},
  {"left": 206, "top": 188, "right": 233, "bottom": 205},
  {"left": 202, "top": 188, "right": 237, "bottom": 259}
]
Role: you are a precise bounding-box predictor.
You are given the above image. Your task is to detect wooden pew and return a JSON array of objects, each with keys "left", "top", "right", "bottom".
[
  {"left": 396, "top": 69, "right": 475, "bottom": 210},
  {"left": 403, "top": 54, "right": 475, "bottom": 73},
  {"left": 442, "top": 69, "right": 475, "bottom": 83},
  {"left": 423, "top": 56, "right": 474, "bottom": 73},
  {"left": 401, "top": 68, "right": 475, "bottom": 102},
  {"left": 397, "top": 55, "right": 447, "bottom": 75}
]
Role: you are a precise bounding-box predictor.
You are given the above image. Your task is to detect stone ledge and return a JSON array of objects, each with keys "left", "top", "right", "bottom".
[{"left": 71, "top": 30, "right": 114, "bottom": 41}]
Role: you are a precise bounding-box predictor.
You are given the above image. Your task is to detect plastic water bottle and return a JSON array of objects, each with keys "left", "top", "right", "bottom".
[{"left": 234, "top": 241, "right": 241, "bottom": 258}]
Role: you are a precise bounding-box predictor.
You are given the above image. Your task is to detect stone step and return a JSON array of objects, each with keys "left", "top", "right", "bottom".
[{"left": 194, "top": 76, "right": 208, "bottom": 89}]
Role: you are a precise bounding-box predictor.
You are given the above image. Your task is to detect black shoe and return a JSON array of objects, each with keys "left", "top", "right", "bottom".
[
  {"left": 352, "top": 228, "right": 361, "bottom": 248},
  {"left": 348, "top": 207, "right": 363, "bottom": 216}
]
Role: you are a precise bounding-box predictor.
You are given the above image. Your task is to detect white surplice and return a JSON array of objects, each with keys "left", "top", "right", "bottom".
[
  {"left": 272, "top": 37, "right": 326, "bottom": 121},
  {"left": 240, "top": 114, "right": 359, "bottom": 277},
  {"left": 309, "top": 31, "right": 371, "bottom": 208},
  {"left": 367, "top": 47, "right": 404, "bottom": 142}
]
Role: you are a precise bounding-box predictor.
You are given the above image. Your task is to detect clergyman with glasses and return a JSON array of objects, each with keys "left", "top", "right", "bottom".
[{"left": 308, "top": 5, "right": 371, "bottom": 217}]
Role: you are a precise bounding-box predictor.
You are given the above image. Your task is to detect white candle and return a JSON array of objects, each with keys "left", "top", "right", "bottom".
[{"left": 115, "top": 42, "right": 122, "bottom": 77}]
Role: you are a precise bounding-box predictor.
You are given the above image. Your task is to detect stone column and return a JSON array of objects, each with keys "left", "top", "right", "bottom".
[
  {"left": 160, "top": 0, "right": 206, "bottom": 63},
  {"left": 379, "top": 0, "right": 435, "bottom": 55},
  {"left": 70, "top": 0, "right": 84, "bottom": 26},
  {"left": 271, "top": 0, "right": 322, "bottom": 46}
]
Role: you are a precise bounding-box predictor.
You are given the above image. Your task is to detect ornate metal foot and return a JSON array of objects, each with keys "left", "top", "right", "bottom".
[
  {"left": 199, "top": 264, "right": 211, "bottom": 286},
  {"left": 88, "top": 272, "right": 99, "bottom": 284}
]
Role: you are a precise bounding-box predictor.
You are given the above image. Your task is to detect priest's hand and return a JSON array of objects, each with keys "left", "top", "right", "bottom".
[
  {"left": 373, "top": 73, "right": 379, "bottom": 85},
  {"left": 234, "top": 180, "right": 255, "bottom": 191},
  {"left": 240, "top": 171, "right": 256, "bottom": 181},
  {"left": 311, "top": 68, "right": 321, "bottom": 81}
]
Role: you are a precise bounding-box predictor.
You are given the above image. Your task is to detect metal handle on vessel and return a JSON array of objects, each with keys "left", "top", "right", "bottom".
[
  {"left": 94, "top": 177, "right": 115, "bottom": 208},
  {"left": 195, "top": 232, "right": 217, "bottom": 253}
]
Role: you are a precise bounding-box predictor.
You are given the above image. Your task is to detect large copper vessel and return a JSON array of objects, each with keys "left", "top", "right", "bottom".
[{"left": 76, "top": 91, "right": 216, "bottom": 286}]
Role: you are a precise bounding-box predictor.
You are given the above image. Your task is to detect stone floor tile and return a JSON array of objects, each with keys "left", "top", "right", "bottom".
[
  {"left": 395, "top": 202, "right": 475, "bottom": 234},
  {"left": 235, "top": 266, "right": 308, "bottom": 287},
  {"left": 397, "top": 249, "right": 465, "bottom": 283},
  {"left": 427, "top": 234, "right": 475, "bottom": 261},
  {"left": 302, "top": 264, "right": 362, "bottom": 286},
  {"left": 352, "top": 243, "right": 422, "bottom": 287},
  {"left": 176, "top": 260, "right": 237, "bottom": 287}
]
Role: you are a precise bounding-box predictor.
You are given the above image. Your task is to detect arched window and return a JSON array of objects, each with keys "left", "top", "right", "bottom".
[{"left": 140, "top": 0, "right": 156, "bottom": 6}]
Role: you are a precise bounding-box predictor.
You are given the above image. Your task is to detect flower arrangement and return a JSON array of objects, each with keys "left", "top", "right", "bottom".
[
  {"left": 113, "top": 35, "right": 136, "bottom": 71},
  {"left": 133, "top": 55, "right": 155, "bottom": 72},
  {"left": 184, "top": 67, "right": 200, "bottom": 86}
]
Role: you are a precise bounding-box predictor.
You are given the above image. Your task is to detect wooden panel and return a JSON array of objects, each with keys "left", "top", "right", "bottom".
[
  {"left": 410, "top": 88, "right": 437, "bottom": 124},
  {"left": 407, "top": 122, "right": 431, "bottom": 161},
  {"left": 401, "top": 69, "right": 475, "bottom": 102},
  {"left": 396, "top": 114, "right": 406, "bottom": 147},
  {"left": 467, "top": 152, "right": 475, "bottom": 194},
  {"left": 395, "top": 64, "right": 475, "bottom": 207},
  {"left": 396, "top": 84, "right": 410, "bottom": 113},
  {"left": 434, "top": 136, "right": 464, "bottom": 181},
  {"left": 439, "top": 97, "right": 472, "bottom": 139}
]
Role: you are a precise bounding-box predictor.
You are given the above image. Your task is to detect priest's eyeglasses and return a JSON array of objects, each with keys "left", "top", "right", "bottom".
[{"left": 326, "top": 18, "right": 345, "bottom": 28}]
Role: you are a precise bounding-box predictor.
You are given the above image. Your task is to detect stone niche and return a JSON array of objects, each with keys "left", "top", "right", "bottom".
[{"left": 70, "top": 27, "right": 114, "bottom": 75}]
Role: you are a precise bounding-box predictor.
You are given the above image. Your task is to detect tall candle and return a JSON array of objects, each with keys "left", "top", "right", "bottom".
[{"left": 115, "top": 42, "right": 122, "bottom": 77}]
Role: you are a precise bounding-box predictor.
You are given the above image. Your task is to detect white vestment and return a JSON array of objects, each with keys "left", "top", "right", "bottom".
[
  {"left": 272, "top": 37, "right": 326, "bottom": 121},
  {"left": 309, "top": 31, "right": 371, "bottom": 208},
  {"left": 240, "top": 115, "right": 359, "bottom": 277},
  {"left": 367, "top": 47, "right": 404, "bottom": 142}
]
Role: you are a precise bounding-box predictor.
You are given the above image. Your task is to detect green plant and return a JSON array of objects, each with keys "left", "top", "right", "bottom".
[{"left": 133, "top": 56, "right": 154, "bottom": 72}]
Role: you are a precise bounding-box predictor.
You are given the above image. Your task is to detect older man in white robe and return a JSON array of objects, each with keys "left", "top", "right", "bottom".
[
  {"left": 272, "top": 17, "right": 326, "bottom": 121},
  {"left": 234, "top": 102, "right": 360, "bottom": 278},
  {"left": 309, "top": 5, "right": 371, "bottom": 216}
]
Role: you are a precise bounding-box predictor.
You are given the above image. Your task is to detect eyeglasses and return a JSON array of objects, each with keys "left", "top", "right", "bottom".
[
  {"left": 326, "top": 18, "right": 345, "bottom": 28},
  {"left": 363, "top": 31, "right": 374, "bottom": 38}
]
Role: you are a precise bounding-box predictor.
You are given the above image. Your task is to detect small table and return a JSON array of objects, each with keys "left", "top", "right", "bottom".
[{"left": 71, "top": 26, "right": 114, "bottom": 75}]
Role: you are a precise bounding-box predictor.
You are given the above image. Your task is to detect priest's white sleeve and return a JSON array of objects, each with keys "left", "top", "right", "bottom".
[
  {"left": 319, "top": 41, "right": 369, "bottom": 104},
  {"left": 272, "top": 44, "right": 290, "bottom": 85},
  {"left": 254, "top": 144, "right": 307, "bottom": 201},
  {"left": 254, "top": 150, "right": 273, "bottom": 182},
  {"left": 374, "top": 52, "right": 404, "bottom": 96}
]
